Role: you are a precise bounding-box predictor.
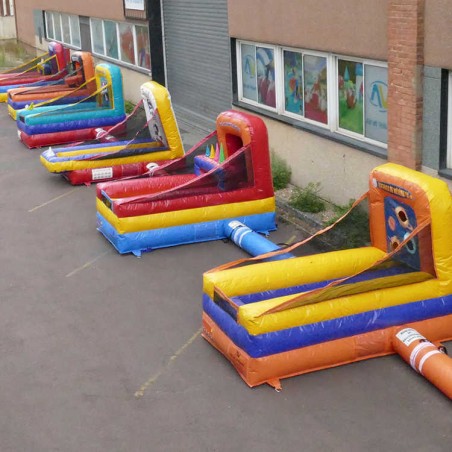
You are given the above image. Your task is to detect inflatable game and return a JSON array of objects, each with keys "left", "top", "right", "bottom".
[
  {"left": 0, "top": 41, "right": 69, "bottom": 102},
  {"left": 202, "top": 163, "right": 452, "bottom": 394},
  {"left": 17, "top": 63, "right": 125, "bottom": 148},
  {"left": 96, "top": 110, "right": 276, "bottom": 256},
  {"left": 7, "top": 51, "right": 96, "bottom": 120},
  {"left": 40, "top": 81, "right": 185, "bottom": 185}
]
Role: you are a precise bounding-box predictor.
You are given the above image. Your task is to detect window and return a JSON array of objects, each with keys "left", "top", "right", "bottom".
[
  {"left": 338, "top": 59, "right": 387, "bottom": 143},
  {"left": 283, "top": 50, "right": 328, "bottom": 125},
  {"left": 236, "top": 40, "right": 388, "bottom": 149},
  {"left": 104, "top": 21, "right": 119, "bottom": 60},
  {"left": 44, "top": 11, "right": 81, "bottom": 49},
  {"left": 89, "top": 18, "right": 151, "bottom": 72},
  {"left": 238, "top": 43, "right": 276, "bottom": 109},
  {"left": 53, "top": 12, "right": 62, "bottom": 42},
  {"left": 118, "top": 23, "right": 135, "bottom": 65},
  {"left": 135, "top": 25, "right": 151, "bottom": 70},
  {"left": 91, "top": 18, "right": 104, "bottom": 55},
  {"left": 45, "top": 11, "right": 54, "bottom": 40}
]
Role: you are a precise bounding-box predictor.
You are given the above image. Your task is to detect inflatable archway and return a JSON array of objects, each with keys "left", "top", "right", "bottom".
[
  {"left": 8, "top": 52, "right": 96, "bottom": 120},
  {"left": 0, "top": 42, "right": 69, "bottom": 102},
  {"left": 96, "top": 110, "right": 276, "bottom": 256},
  {"left": 202, "top": 163, "right": 452, "bottom": 391},
  {"left": 17, "top": 63, "right": 125, "bottom": 148},
  {"left": 40, "top": 80, "right": 185, "bottom": 184}
]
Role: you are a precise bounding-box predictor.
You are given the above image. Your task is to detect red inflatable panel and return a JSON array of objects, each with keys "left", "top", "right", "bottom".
[
  {"left": 20, "top": 123, "right": 127, "bottom": 149},
  {"left": 66, "top": 160, "right": 172, "bottom": 185}
]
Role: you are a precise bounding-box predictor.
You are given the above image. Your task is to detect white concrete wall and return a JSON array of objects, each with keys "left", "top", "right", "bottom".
[{"left": 0, "top": 17, "right": 16, "bottom": 39}]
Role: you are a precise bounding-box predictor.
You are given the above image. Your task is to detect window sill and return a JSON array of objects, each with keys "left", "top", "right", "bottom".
[
  {"left": 91, "top": 52, "right": 152, "bottom": 76},
  {"left": 233, "top": 101, "right": 388, "bottom": 160}
]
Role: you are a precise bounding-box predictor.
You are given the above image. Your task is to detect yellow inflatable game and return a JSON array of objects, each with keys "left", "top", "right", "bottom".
[{"left": 202, "top": 163, "right": 452, "bottom": 393}]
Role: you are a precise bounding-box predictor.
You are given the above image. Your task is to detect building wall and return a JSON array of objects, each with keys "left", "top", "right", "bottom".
[
  {"left": 15, "top": 0, "right": 126, "bottom": 47},
  {"left": 229, "top": 0, "right": 389, "bottom": 203},
  {"left": 424, "top": 0, "right": 452, "bottom": 68},
  {"left": 227, "top": 0, "right": 388, "bottom": 60},
  {"left": 240, "top": 109, "right": 385, "bottom": 205},
  {"left": 422, "top": 66, "right": 442, "bottom": 170}
]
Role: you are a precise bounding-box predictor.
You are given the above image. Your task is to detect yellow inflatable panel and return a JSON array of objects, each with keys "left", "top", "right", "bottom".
[
  {"left": 204, "top": 247, "right": 386, "bottom": 299},
  {"left": 97, "top": 196, "right": 276, "bottom": 233}
]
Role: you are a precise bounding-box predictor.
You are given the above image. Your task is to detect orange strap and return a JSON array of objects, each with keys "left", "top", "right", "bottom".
[
  {"left": 206, "top": 191, "right": 370, "bottom": 274},
  {"left": 258, "top": 218, "right": 431, "bottom": 317}
]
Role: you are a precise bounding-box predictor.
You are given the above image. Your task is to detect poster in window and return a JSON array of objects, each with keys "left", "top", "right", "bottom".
[
  {"left": 365, "top": 65, "right": 388, "bottom": 143},
  {"left": 284, "top": 50, "right": 303, "bottom": 116},
  {"left": 338, "top": 59, "right": 363, "bottom": 134},
  {"left": 91, "top": 19, "right": 105, "bottom": 55},
  {"left": 303, "top": 55, "right": 328, "bottom": 124},
  {"left": 256, "top": 47, "right": 275, "bottom": 107},
  {"left": 104, "top": 21, "right": 119, "bottom": 60},
  {"left": 136, "top": 25, "right": 151, "bottom": 70},
  {"left": 241, "top": 43, "right": 257, "bottom": 102},
  {"left": 119, "top": 23, "right": 135, "bottom": 65}
]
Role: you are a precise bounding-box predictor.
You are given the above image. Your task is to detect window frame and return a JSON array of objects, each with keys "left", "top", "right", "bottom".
[
  {"left": 235, "top": 39, "right": 388, "bottom": 151},
  {"left": 44, "top": 11, "right": 81, "bottom": 49},
  {"left": 89, "top": 18, "right": 151, "bottom": 73},
  {"left": 334, "top": 55, "right": 388, "bottom": 147}
]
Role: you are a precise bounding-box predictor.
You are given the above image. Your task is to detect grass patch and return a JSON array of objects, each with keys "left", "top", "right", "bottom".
[
  {"left": 289, "top": 182, "right": 326, "bottom": 214},
  {"left": 124, "top": 100, "right": 136, "bottom": 114},
  {"left": 271, "top": 151, "right": 292, "bottom": 190},
  {"left": 326, "top": 199, "right": 370, "bottom": 248}
]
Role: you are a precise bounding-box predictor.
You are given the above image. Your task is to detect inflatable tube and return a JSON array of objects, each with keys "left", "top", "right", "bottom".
[
  {"left": 224, "top": 221, "right": 294, "bottom": 261},
  {"left": 393, "top": 327, "right": 452, "bottom": 399}
]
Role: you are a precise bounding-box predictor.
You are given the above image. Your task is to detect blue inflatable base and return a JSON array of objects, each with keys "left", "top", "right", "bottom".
[
  {"left": 96, "top": 211, "right": 277, "bottom": 256},
  {"left": 9, "top": 95, "right": 89, "bottom": 110},
  {"left": 17, "top": 112, "right": 126, "bottom": 135}
]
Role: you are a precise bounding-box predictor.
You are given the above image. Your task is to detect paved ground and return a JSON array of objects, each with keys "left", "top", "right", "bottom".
[{"left": 0, "top": 105, "right": 451, "bottom": 452}]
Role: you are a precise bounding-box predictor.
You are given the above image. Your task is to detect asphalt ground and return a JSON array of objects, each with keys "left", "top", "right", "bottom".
[{"left": 0, "top": 105, "right": 451, "bottom": 452}]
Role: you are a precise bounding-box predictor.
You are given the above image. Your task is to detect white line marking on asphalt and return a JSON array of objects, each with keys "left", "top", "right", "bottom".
[
  {"left": 65, "top": 250, "right": 110, "bottom": 277},
  {"left": 28, "top": 188, "right": 78, "bottom": 212},
  {"left": 134, "top": 328, "right": 202, "bottom": 399}
]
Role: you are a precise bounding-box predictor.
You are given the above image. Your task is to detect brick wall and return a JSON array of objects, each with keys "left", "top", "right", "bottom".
[{"left": 387, "top": 0, "right": 425, "bottom": 169}]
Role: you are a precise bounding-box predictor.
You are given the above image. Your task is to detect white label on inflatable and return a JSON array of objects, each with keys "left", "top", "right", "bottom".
[
  {"left": 228, "top": 220, "right": 243, "bottom": 230},
  {"left": 92, "top": 167, "right": 113, "bottom": 181},
  {"left": 396, "top": 328, "right": 426, "bottom": 346},
  {"left": 141, "top": 85, "right": 169, "bottom": 148}
]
